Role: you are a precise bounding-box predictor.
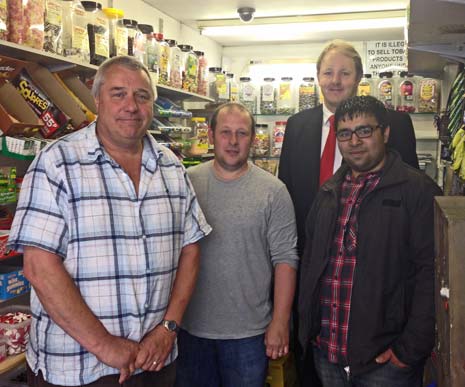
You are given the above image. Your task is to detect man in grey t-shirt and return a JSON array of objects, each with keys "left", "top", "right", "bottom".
[{"left": 176, "top": 102, "right": 299, "bottom": 387}]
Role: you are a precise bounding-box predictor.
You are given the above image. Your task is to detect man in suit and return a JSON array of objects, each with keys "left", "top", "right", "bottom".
[{"left": 278, "top": 39, "right": 419, "bottom": 386}]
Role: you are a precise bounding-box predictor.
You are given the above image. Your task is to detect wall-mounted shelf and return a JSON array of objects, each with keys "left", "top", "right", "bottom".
[
  {"left": 0, "top": 40, "right": 214, "bottom": 104},
  {"left": 0, "top": 40, "right": 98, "bottom": 75}
]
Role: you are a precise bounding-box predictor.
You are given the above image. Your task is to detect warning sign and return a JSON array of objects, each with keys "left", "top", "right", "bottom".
[{"left": 366, "top": 40, "right": 407, "bottom": 77}]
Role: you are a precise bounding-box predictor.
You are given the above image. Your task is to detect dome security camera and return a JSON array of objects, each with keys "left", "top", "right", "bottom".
[{"left": 237, "top": 7, "right": 255, "bottom": 23}]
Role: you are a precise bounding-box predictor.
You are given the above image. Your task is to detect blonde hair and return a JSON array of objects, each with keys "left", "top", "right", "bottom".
[{"left": 317, "top": 39, "right": 363, "bottom": 81}]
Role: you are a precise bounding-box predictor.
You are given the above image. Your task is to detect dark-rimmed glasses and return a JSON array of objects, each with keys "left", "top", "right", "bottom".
[{"left": 336, "top": 125, "right": 383, "bottom": 142}]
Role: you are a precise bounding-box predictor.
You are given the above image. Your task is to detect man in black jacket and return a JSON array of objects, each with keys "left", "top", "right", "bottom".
[
  {"left": 278, "top": 40, "right": 419, "bottom": 386},
  {"left": 298, "top": 96, "right": 441, "bottom": 387}
]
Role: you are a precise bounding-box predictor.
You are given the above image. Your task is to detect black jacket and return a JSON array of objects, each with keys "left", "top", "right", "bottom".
[
  {"left": 298, "top": 151, "right": 441, "bottom": 376},
  {"left": 278, "top": 105, "right": 420, "bottom": 255}
]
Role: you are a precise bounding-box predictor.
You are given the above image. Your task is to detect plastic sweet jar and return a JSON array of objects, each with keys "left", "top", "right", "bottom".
[
  {"left": 208, "top": 67, "right": 228, "bottom": 103},
  {"left": 44, "top": 0, "right": 68, "bottom": 55},
  {"left": 166, "top": 39, "right": 183, "bottom": 89},
  {"left": 133, "top": 23, "right": 148, "bottom": 65},
  {"left": 0, "top": 0, "right": 7, "bottom": 40},
  {"left": 397, "top": 71, "right": 416, "bottom": 113},
  {"left": 418, "top": 78, "right": 440, "bottom": 113},
  {"left": 122, "top": 18, "right": 138, "bottom": 56},
  {"left": 377, "top": 72, "right": 394, "bottom": 109},
  {"left": 358, "top": 74, "right": 373, "bottom": 96},
  {"left": 81, "top": 1, "right": 109, "bottom": 65},
  {"left": 253, "top": 124, "right": 270, "bottom": 157},
  {"left": 239, "top": 77, "right": 257, "bottom": 114},
  {"left": 179, "top": 44, "right": 199, "bottom": 93},
  {"left": 227, "top": 73, "right": 239, "bottom": 102},
  {"left": 260, "top": 77, "right": 277, "bottom": 114},
  {"left": 156, "top": 33, "right": 170, "bottom": 86},
  {"left": 277, "top": 77, "right": 295, "bottom": 115},
  {"left": 299, "top": 77, "right": 318, "bottom": 111},
  {"left": 102, "top": 7, "right": 124, "bottom": 57},
  {"left": 137, "top": 24, "right": 155, "bottom": 68},
  {"left": 146, "top": 33, "right": 160, "bottom": 81},
  {"left": 62, "top": 0, "right": 90, "bottom": 63},
  {"left": 11, "top": 0, "right": 45, "bottom": 49},
  {"left": 189, "top": 117, "right": 209, "bottom": 156},
  {"left": 195, "top": 50, "right": 208, "bottom": 96}
]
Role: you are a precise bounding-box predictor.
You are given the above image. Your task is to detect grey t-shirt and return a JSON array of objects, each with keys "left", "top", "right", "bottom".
[{"left": 183, "top": 161, "right": 298, "bottom": 339}]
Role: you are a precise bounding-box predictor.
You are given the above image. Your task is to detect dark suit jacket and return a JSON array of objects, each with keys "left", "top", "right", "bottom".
[{"left": 278, "top": 105, "right": 419, "bottom": 254}]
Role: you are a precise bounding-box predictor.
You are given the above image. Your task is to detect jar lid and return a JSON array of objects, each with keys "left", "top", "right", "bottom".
[
  {"left": 226, "top": 73, "right": 234, "bottom": 78},
  {"left": 208, "top": 67, "right": 222, "bottom": 73},
  {"left": 154, "top": 33, "right": 164, "bottom": 41},
  {"left": 138, "top": 24, "right": 153, "bottom": 34},
  {"left": 178, "top": 44, "right": 193, "bottom": 52},
  {"left": 81, "top": 1, "right": 102, "bottom": 11},
  {"left": 122, "top": 19, "right": 138, "bottom": 29},
  {"left": 275, "top": 121, "right": 287, "bottom": 125},
  {"left": 363, "top": 73, "right": 372, "bottom": 78},
  {"left": 255, "top": 124, "right": 269, "bottom": 128},
  {"left": 192, "top": 117, "right": 207, "bottom": 122},
  {"left": 165, "top": 39, "right": 177, "bottom": 47},
  {"left": 264, "top": 77, "right": 275, "bottom": 82},
  {"left": 302, "top": 77, "right": 314, "bottom": 82},
  {"left": 239, "top": 77, "right": 251, "bottom": 81},
  {"left": 194, "top": 50, "right": 204, "bottom": 57},
  {"left": 281, "top": 77, "right": 293, "bottom": 81},
  {"left": 379, "top": 71, "right": 393, "bottom": 78},
  {"left": 399, "top": 71, "right": 414, "bottom": 78},
  {"left": 102, "top": 8, "right": 124, "bottom": 19}
]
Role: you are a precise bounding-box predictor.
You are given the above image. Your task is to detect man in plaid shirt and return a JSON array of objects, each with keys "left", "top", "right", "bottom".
[
  {"left": 8, "top": 56, "right": 211, "bottom": 387},
  {"left": 298, "top": 96, "right": 441, "bottom": 387}
]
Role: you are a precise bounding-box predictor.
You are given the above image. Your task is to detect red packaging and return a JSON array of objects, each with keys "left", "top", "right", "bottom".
[
  {"left": 0, "top": 308, "right": 32, "bottom": 356},
  {"left": 12, "top": 70, "right": 69, "bottom": 138}
]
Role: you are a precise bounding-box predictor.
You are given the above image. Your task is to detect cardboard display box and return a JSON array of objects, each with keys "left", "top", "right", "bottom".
[
  {"left": 0, "top": 266, "right": 30, "bottom": 301},
  {"left": 0, "top": 56, "right": 28, "bottom": 85},
  {"left": 57, "top": 70, "right": 97, "bottom": 114},
  {"left": 25, "top": 63, "right": 89, "bottom": 130},
  {"left": 0, "top": 83, "right": 43, "bottom": 137}
]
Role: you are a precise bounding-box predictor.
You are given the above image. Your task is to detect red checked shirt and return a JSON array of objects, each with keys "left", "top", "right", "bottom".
[{"left": 318, "top": 170, "right": 381, "bottom": 365}]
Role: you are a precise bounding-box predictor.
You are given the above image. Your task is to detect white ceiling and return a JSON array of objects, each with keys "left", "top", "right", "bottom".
[{"left": 142, "top": 0, "right": 409, "bottom": 46}]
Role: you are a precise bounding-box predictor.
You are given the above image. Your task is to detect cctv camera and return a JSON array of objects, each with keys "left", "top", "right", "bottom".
[{"left": 237, "top": 7, "right": 255, "bottom": 23}]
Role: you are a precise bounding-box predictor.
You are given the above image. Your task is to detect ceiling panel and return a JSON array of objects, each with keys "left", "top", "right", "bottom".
[
  {"left": 141, "top": 0, "right": 408, "bottom": 45},
  {"left": 142, "top": 0, "right": 408, "bottom": 21}
]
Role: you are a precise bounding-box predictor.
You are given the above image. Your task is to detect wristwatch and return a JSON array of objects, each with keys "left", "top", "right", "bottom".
[{"left": 161, "top": 319, "right": 179, "bottom": 333}]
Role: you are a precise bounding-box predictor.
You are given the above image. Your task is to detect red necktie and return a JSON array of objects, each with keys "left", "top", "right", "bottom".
[{"left": 319, "top": 115, "right": 336, "bottom": 186}]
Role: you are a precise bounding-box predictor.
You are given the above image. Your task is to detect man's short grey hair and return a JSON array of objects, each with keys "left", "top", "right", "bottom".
[{"left": 91, "top": 56, "right": 156, "bottom": 98}]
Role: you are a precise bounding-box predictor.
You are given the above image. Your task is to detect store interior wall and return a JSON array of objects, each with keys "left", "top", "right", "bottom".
[{"left": 222, "top": 41, "right": 366, "bottom": 78}]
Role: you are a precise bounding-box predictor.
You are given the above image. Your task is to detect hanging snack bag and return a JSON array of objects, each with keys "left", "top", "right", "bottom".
[
  {"left": 7, "top": 0, "right": 23, "bottom": 44},
  {"left": 24, "top": 0, "right": 45, "bottom": 49},
  {"left": 8, "top": 0, "right": 46, "bottom": 49}
]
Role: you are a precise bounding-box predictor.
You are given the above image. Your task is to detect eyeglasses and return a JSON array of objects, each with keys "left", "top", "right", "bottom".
[{"left": 336, "top": 125, "right": 383, "bottom": 142}]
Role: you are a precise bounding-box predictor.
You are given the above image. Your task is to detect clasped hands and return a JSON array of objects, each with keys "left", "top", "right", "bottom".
[{"left": 96, "top": 324, "right": 176, "bottom": 384}]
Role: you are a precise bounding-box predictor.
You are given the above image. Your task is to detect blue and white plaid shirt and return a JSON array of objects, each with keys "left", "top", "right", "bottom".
[{"left": 8, "top": 122, "right": 211, "bottom": 386}]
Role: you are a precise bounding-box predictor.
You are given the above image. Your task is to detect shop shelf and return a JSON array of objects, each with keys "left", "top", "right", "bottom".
[
  {"left": 0, "top": 41, "right": 214, "bottom": 104},
  {"left": 0, "top": 138, "right": 35, "bottom": 162},
  {"left": 0, "top": 353, "right": 26, "bottom": 376},
  {"left": 0, "top": 40, "right": 98, "bottom": 75}
]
